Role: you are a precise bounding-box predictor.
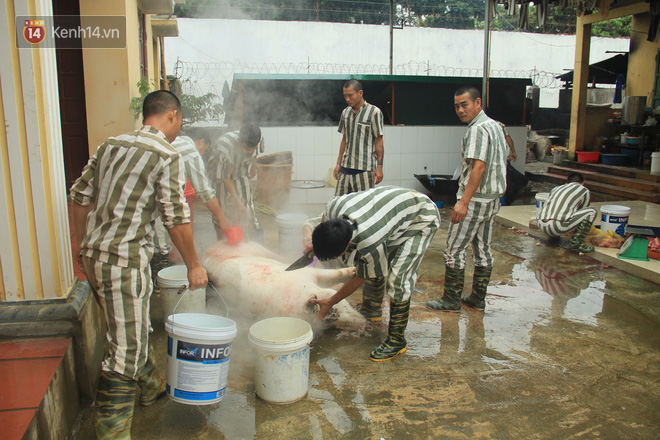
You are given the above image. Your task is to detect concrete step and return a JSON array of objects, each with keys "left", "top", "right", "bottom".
[
  {"left": 538, "top": 172, "right": 660, "bottom": 203},
  {"left": 547, "top": 165, "right": 660, "bottom": 193},
  {"left": 555, "top": 160, "right": 660, "bottom": 183}
]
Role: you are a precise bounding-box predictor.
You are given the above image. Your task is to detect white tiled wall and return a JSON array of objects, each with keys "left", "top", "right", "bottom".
[{"left": 259, "top": 125, "right": 526, "bottom": 204}]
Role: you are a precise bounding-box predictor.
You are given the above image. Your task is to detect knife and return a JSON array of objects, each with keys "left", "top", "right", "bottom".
[{"left": 285, "top": 250, "right": 314, "bottom": 271}]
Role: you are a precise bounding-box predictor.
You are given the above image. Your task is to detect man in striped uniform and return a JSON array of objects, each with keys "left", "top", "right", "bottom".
[
  {"left": 427, "top": 86, "right": 508, "bottom": 313},
  {"left": 308, "top": 186, "right": 440, "bottom": 361},
  {"left": 537, "top": 172, "right": 596, "bottom": 253},
  {"left": 333, "top": 79, "right": 384, "bottom": 196},
  {"left": 206, "top": 125, "right": 262, "bottom": 234},
  {"left": 70, "top": 91, "right": 207, "bottom": 439},
  {"left": 152, "top": 129, "right": 231, "bottom": 276}
]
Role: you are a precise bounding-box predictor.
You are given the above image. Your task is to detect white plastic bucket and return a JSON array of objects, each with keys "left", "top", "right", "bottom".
[
  {"left": 651, "top": 152, "right": 660, "bottom": 174},
  {"left": 600, "top": 205, "right": 632, "bottom": 235},
  {"left": 165, "top": 313, "right": 237, "bottom": 405},
  {"left": 249, "top": 317, "right": 313, "bottom": 404},
  {"left": 276, "top": 213, "right": 308, "bottom": 253},
  {"left": 157, "top": 265, "right": 206, "bottom": 320},
  {"left": 535, "top": 192, "right": 549, "bottom": 219}
]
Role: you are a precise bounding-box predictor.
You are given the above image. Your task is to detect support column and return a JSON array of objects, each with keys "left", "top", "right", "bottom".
[{"left": 569, "top": 13, "right": 591, "bottom": 157}]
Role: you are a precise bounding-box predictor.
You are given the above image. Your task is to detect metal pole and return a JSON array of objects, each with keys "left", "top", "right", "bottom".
[
  {"left": 390, "top": 0, "right": 394, "bottom": 75},
  {"left": 482, "top": 0, "right": 491, "bottom": 109}
]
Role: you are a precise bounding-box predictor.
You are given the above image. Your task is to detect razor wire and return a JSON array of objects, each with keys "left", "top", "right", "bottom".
[{"left": 172, "top": 58, "right": 565, "bottom": 107}]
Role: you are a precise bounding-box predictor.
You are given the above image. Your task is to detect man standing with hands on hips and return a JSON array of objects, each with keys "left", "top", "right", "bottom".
[
  {"left": 70, "top": 90, "right": 207, "bottom": 439},
  {"left": 333, "top": 79, "right": 384, "bottom": 196},
  {"left": 427, "top": 86, "right": 507, "bottom": 313}
]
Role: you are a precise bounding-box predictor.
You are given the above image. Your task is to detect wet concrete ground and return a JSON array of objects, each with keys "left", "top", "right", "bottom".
[{"left": 73, "top": 198, "right": 660, "bottom": 439}]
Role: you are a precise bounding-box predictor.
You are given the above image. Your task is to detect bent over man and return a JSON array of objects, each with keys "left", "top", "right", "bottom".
[
  {"left": 70, "top": 90, "right": 207, "bottom": 439},
  {"left": 309, "top": 186, "right": 440, "bottom": 362},
  {"left": 427, "top": 86, "right": 508, "bottom": 313},
  {"left": 537, "top": 172, "right": 597, "bottom": 253}
]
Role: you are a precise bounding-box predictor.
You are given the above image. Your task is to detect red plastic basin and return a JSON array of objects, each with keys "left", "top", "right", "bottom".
[{"left": 576, "top": 151, "right": 600, "bottom": 163}]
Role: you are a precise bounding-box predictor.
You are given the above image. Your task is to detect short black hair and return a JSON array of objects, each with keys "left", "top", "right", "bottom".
[
  {"left": 343, "top": 79, "right": 363, "bottom": 93},
  {"left": 566, "top": 172, "right": 584, "bottom": 184},
  {"left": 312, "top": 219, "right": 353, "bottom": 261},
  {"left": 142, "top": 90, "right": 181, "bottom": 120},
  {"left": 187, "top": 128, "right": 210, "bottom": 145},
  {"left": 454, "top": 86, "right": 481, "bottom": 101},
  {"left": 238, "top": 125, "right": 261, "bottom": 148}
]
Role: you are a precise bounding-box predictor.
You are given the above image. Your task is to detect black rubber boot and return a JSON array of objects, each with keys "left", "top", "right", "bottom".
[
  {"left": 426, "top": 266, "right": 464, "bottom": 312},
  {"left": 138, "top": 344, "right": 166, "bottom": 407},
  {"left": 569, "top": 219, "right": 595, "bottom": 253},
  {"left": 358, "top": 277, "right": 386, "bottom": 322},
  {"left": 370, "top": 299, "right": 410, "bottom": 362},
  {"left": 95, "top": 370, "right": 137, "bottom": 440},
  {"left": 462, "top": 266, "right": 492, "bottom": 311},
  {"left": 150, "top": 252, "right": 170, "bottom": 293}
]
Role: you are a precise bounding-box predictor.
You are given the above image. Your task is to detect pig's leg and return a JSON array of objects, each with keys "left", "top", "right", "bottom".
[{"left": 311, "top": 266, "right": 356, "bottom": 284}]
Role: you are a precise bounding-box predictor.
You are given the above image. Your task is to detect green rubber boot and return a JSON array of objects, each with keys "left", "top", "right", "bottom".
[
  {"left": 358, "top": 277, "right": 386, "bottom": 322},
  {"left": 462, "top": 266, "right": 492, "bottom": 311},
  {"left": 138, "top": 344, "right": 166, "bottom": 407},
  {"left": 95, "top": 370, "right": 137, "bottom": 440},
  {"left": 370, "top": 299, "right": 410, "bottom": 362},
  {"left": 569, "top": 219, "right": 595, "bottom": 253},
  {"left": 426, "top": 266, "right": 464, "bottom": 312}
]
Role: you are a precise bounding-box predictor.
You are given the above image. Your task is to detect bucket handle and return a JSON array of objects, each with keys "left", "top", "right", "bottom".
[{"left": 170, "top": 281, "right": 231, "bottom": 334}]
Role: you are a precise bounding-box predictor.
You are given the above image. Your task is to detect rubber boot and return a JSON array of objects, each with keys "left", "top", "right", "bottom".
[
  {"left": 569, "top": 219, "right": 595, "bottom": 253},
  {"left": 95, "top": 370, "right": 137, "bottom": 440},
  {"left": 462, "top": 266, "right": 492, "bottom": 311},
  {"left": 426, "top": 266, "right": 464, "bottom": 312},
  {"left": 370, "top": 299, "right": 410, "bottom": 362},
  {"left": 138, "top": 345, "right": 166, "bottom": 407},
  {"left": 358, "top": 278, "right": 386, "bottom": 322},
  {"left": 150, "top": 252, "right": 170, "bottom": 293}
]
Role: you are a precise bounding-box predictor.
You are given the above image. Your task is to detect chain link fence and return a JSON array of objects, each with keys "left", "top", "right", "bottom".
[{"left": 172, "top": 58, "right": 566, "bottom": 109}]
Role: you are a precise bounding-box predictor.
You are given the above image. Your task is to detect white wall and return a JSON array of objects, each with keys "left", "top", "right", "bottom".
[
  {"left": 166, "top": 18, "right": 630, "bottom": 83},
  {"left": 262, "top": 125, "right": 527, "bottom": 203}
]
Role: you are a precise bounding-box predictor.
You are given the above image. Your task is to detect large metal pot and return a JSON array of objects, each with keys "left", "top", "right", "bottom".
[{"left": 622, "top": 96, "right": 646, "bottom": 125}]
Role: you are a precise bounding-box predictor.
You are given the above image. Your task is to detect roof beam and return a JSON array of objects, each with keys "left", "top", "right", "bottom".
[{"left": 580, "top": 2, "right": 649, "bottom": 24}]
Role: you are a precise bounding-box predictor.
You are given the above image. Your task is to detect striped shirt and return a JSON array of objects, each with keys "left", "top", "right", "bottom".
[
  {"left": 69, "top": 126, "right": 189, "bottom": 269},
  {"left": 539, "top": 182, "right": 590, "bottom": 222},
  {"left": 324, "top": 186, "right": 440, "bottom": 279},
  {"left": 458, "top": 110, "right": 508, "bottom": 202},
  {"left": 337, "top": 101, "right": 384, "bottom": 171},
  {"left": 206, "top": 131, "right": 256, "bottom": 185},
  {"left": 171, "top": 136, "right": 215, "bottom": 203}
]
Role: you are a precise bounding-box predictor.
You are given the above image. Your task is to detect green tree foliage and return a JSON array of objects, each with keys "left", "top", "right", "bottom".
[{"left": 173, "top": 0, "right": 631, "bottom": 37}]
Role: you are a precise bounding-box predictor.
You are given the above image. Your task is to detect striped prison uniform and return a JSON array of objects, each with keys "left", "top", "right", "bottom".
[
  {"left": 335, "top": 101, "right": 384, "bottom": 196},
  {"left": 69, "top": 125, "right": 190, "bottom": 379},
  {"left": 206, "top": 131, "right": 259, "bottom": 229},
  {"left": 153, "top": 135, "right": 216, "bottom": 254},
  {"left": 324, "top": 186, "right": 440, "bottom": 302},
  {"left": 445, "top": 110, "right": 508, "bottom": 270},
  {"left": 537, "top": 182, "right": 596, "bottom": 237}
]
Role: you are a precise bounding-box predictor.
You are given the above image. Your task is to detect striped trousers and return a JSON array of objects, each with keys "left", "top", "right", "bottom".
[
  {"left": 335, "top": 171, "right": 374, "bottom": 196},
  {"left": 444, "top": 199, "right": 500, "bottom": 270},
  {"left": 83, "top": 257, "right": 152, "bottom": 379},
  {"left": 537, "top": 207, "right": 597, "bottom": 237},
  {"left": 387, "top": 214, "right": 440, "bottom": 302},
  {"left": 219, "top": 176, "right": 259, "bottom": 229}
]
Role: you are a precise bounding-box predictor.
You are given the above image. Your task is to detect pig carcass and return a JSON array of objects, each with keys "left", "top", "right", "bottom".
[{"left": 202, "top": 241, "right": 366, "bottom": 329}]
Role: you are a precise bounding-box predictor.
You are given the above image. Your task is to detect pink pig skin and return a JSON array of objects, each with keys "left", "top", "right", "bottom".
[{"left": 202, "top": 241, "right": 367, "bottom": 330}]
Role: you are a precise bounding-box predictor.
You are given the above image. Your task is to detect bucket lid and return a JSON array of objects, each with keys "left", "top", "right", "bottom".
[
  {"left": 600, "top": 205, "right": 632, "bottom": 215},
  {"left": 248, "top": 317, "right": 313, "bottom": 353},
  {"left": 276, "top": 213, "right": 308, "bottom": 225},
  {"left": 535, "top": 192, "right": 549, "bottom": 201},
  {"left": 165, "top": 313, "right": 237, "bottom": 341}
]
